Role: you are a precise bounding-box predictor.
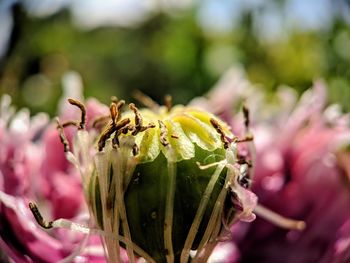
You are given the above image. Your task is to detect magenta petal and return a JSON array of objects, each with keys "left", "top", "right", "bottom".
[
  {"left": 231, "top": 183, "right": 258, "bottom": 223},
  {"left": 41, "top": 126, "right": 70, "bottom": 175},
  {"left": 0, "top": 236, "right": 32, "bottom": 263},
  {"left": 0, "top": 192, "right": 65, "bottom": 262},
  {"left": 49, "top": 171, "right": 84, "bottom": 219},
  {"left": 85, "top": 98, "right": 109, "bottom": 129},
  {"left": 209, "top": 242, "right": 240, "bottom": 263},
  {"left": 194, "top": 75, "right": 350, "bottom": 263},
  {"left": 332, "top": 219, "right": 350, "bottom": 262}
]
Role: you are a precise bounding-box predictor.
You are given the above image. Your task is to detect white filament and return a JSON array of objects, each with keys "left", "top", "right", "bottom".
[
  {"left": 254, "top": 204, "right": 306, "bottom": 230},
  {"left": 164, "top": 147, "right": 177, "bottom": 263},
  {"left": 50, "top": 218, "right": 155, "bottom": 262},
  {"left": 180, "top": 162, "right": 225, "bottom": 263},
  {"left": 111, "top": 146, "right": 136, "bottom": 263},
  {"left": 193, "top": 168, "right": 231, "bottom": 262}
]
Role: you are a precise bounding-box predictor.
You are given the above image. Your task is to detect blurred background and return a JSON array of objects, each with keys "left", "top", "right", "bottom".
[{"left": 0, "top": 0, "right": 350, "bottom": 116}]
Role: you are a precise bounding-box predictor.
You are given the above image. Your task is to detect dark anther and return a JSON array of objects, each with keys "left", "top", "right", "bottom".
[
  {"left": 111, "top": 96, "right": 118, "bottom": 104},
  {"left": 98, "top": 123, "right": 117, "bottom": 151},
  {"left": 98, "top": 118, "right": 131, "bottom": 151},
  {"left": 67, "top": 98, "right": 86, "bottom": 130},
  {"left": 158, "top": 120, "right": 169, "bottom": 146},
  {"left": 129, "top": 103, "right": 143, "bottom": 135},
  {"left": 121, "top": 125, "right": 132, "bottom": 134},
  {"left": 164, "top": 95, "right": 172, "bottom": 112},
  {"left": 97, "top": 100, "right": 130, "bottom": 151},
  {"left": 238, "top": 166, "right": 251, "bottom": 188},
  {"left": 210, "top": 118, "right": 230, "bottom": 149},
  {"left": 115, "top": 100, "right": 125, "bottom": 122},
  {"left": 29, "top": 202, "right": 53, "bottom": 229},
  {"left": 110, "top": 100, "right": 125, "bottom": 124},
  {"left": 237, "top": 155, "right": 252, "bottom": 188},
  {"left": 129, "top": 103, "right": 156, "bottom": 136},
  {"left": 110, "top": 103, "right": 118, "bottom": 124},
  {"left": 242, "top": 104, "right": 250, "bottom": 130},
  {"left": 146, "top": 122, "right": 156, "bottom": 130},
  {"left": 115, "top": 118, "right": 131, "bottom": 130},
  {"left": 56, "top": 118, "right": 70, "bottom": 152},
  {"left": 132, "top": 90, "right": 160, "bottom": 111},
  {"left": 171, "top": 134, "right": 179, "bottom": 139},
  {"left": 92, "top": 115, "right": 110, "bottom": 129},
  {"left": 237, "top": 155, "right": 253, "bottom": 167},
  {"left": 112, "top": 135, "right": 120, "bottom": 147},
  {"left": 132, "top": 143, "right": 139, "bottom": 156},
  {"left": 239, "top": 175, "right": 251, "bottom": 189},
  {"left": 61, "top": 120, "right": 79, "bottom": 128},
  {"left": 235, "top": 134, "right": 254, "bottom": 143}
]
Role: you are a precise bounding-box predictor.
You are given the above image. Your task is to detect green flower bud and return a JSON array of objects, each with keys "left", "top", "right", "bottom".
[{"left": 55, "top": 98, "right": 256, "bottom": 263}]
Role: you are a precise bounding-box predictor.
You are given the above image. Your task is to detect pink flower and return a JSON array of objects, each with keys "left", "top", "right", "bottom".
[
  {"left": 240, "top": 85, "right": 350, "bottom": 263},
  {"left": 0, "top": 95, "right": 48, "bottom": 196},
  {"left": 0, "top": 94, "right": 69, "bottom": 262},
  {"left": 197, "top": 69, "right": 350, "bottom": 263},
  {"left": 0, "top": 72, "right": 110, "bottom": 262},
  {"left": 3, "top": 67, "right": 348, "bottom": 263}
]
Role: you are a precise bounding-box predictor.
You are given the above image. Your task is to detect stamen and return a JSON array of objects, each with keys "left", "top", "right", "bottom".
[
  {"left": 116, "top": 100, "right": 125, "bottom": 109},
  {"left": 181, "top": 163, "right": 226, "bottom": 263},
  {"left": 68, "top": 98, "right": 86, "bottom": 130},
  {"left": 28, "top": 203, "right": 156, "bottom": 263},
  {"left": 196, "top": 160, "right": 226, "bottom": 170},
  {"left": 237, "top": 155, "right": 253, "bottom": 167},
  {"left": 192, "top": 165, "right": 230, "bottom": 263},
  {"left": 164, "top": 95, "right": 172, "bottom": 112},
  {"left": 146, "top": 123, "right": 156, "bottom": 130},
  {"left": 121, "top": 125, "right": 133, "bottom": 134},
  {"left": 158, "top": 120, "right": 169, "bottom": 146},
  {"left": 98, "top": 122, "right": 116, "bottom": 151},
  {"left": 110, "top": 103, "right": 118, "bottom": 124},
  {"left": 98, "top": 117, "right": 130, "bottom": 151},
  {"left": 115, "top": 118, "right": 131, "bottom": 130},
  {"left": 111, "top": 95, "right": 119, "bottom": 104},
  {"left": 238, "top": 164, "right": 251, "bottom": 188},
  {"left": 164, "top": 159, "right": 177, "bottom": 263},
  {"left": 242, "top": 104, "right": 250, "bottom": 130},
  {"left": 210, "top": 118, "right": 230, "bottom": 149},
  {"left": 132, "top": 90, "right": 160, "bottom": 111},
  {"left": 129, "top": 103, "right": 143, "bottom": 135},
  {"left": 254, "top": 204, "right": 306, "bottom": 230},
  {"left": 112, "top": 134, "right": 120, "bottom": 147},
  {"left": 115, "top": 100, "right": 125, "bottom": 122},
  {"left": 129, "top": 103, "right": 156, "bottom": 136},
  {"left": 61, "top": 120, "right": 80, "bottom": 128},
  {"left": 110, "top": 100, "right": 125, "bottom": 124},
  {"left": 56, "top": 118, "right": 70, "bottom": 152},
  {"left": 234, "top": 134, "right": 254, "bottom": 143},
  {"left": 29, "top": 202, "right": 53, "bottom": 229},
  {"left": 171, "top": 134, "right": 179, "bottom": 139},
  {"left": 241, "top": 104, "right": 256, "bottom": 180},
  {"left": 92, "top": 115, "right": 110, "bottom": 129},
  {"left": 132, "top": 143, "right": 139, "bottom": 156}
]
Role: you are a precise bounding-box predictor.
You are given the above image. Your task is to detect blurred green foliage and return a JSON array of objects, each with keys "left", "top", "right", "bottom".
[{"left": 0, "top": 4, "right": 350, "bottom": 116}]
